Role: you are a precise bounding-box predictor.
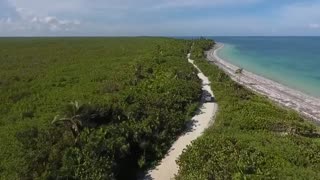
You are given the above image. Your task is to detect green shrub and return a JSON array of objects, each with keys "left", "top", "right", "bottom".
[
  {"left": 0, "top": 37, "right": 201, "bottom": 179},
  {"left": 177, "top": 39, "right": 320, "bottom": 179}
]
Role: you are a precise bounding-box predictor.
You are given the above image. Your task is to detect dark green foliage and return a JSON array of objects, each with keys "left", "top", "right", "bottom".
[
  {"left": 176, "top": 39, "right": 320, "bottom": 179},
  {"left": 190, "top": 38, "right": 215, "bottom": 59},
  {"left": 0, "top": 38, "right": 201, "bottom": 179},
  {"left": 16, "top": 126, "right": 75, "bottom": 179}
]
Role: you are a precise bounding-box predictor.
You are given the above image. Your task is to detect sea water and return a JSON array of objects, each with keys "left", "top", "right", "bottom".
[{"left": 210, "top": 37, "right": 320, "bottom": 97}]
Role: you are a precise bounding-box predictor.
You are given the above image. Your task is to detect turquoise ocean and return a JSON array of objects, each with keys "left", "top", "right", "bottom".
[{"left": 209, "top": 37, "right": 320, "bottom": 97}]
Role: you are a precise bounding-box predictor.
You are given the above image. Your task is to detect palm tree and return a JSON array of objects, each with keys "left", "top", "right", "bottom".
[
  {"left": 133, "top": 63, "right": 144, "bottom": 85},
  {"left": 52, "top": 101, "right": 83, "bottom": 139},
  {"left": 138, "top": 139, "right": 149, "bottom": 168},
  {"left": 235, "top": 68, "right": 243, "bottom": 82}
]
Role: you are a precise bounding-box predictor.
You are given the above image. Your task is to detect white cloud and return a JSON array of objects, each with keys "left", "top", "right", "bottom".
[
  {"left": 1, "top": 0, "right": 263, "bottom": 36},
  {"left": 154, "top": 0, "right": 262, "bottom": 9},
  {"left": 266, "top": 2, "right": 320, "bottom": 35},
  {"left": 8, "top": 0, "right": 85, "bottom": 15},
  {"left": 309, "top": 23, "right": 320, "bottom": 29},
  {"left": 279, "top": 2, "right": 320, "bottom": 25},
  {"left": 8, "top": 0, "right": 263, "bottom": 16},
  {"left": 2, "top": 0, "right": 320, "bottom": 36},
  {"left": 0, "top": 7, "right": 80, "bottom": 35}
]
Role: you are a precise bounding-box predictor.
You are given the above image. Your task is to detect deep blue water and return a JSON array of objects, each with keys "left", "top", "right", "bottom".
[{"left": 203, "top": 37, "right": 320, "bottom": 97}]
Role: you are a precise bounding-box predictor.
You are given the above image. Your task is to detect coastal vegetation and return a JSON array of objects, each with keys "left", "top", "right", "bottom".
[
  {"left": 2, "top": 37, "right": 320, "bottom": 180},
  {"left": 0, "top": 37, "right": 202, "bottom": 179},
  {"left": 177, "top": 39, "right": 320, "bottom": 179}
]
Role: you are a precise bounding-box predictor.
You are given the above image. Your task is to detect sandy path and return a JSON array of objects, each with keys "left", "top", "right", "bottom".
[
  {"left": 208, "top": 44, "right": 320, "bottom": 124},
  {"left": 144, "top": 54, "right": 218, "bottom": 180}
]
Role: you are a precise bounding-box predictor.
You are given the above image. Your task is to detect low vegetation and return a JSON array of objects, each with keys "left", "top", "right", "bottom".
[
  {"left": 3, "top": 37, "right": 319, "bottom": 179},
  {"left": 177, "top": 39, "right": 320, "bottom": 179},
  {"left": 0, "top": 37, "right": 202, "bottom": 179}
]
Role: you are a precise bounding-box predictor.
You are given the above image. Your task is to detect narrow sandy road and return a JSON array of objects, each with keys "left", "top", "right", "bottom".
[{"left": 144, "top": 54, "right": 218, "bottom": 180}]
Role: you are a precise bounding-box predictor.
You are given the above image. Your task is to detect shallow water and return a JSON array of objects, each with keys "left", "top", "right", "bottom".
[{"left": 210, "top": 37, "right": 320, "bottom": 97}]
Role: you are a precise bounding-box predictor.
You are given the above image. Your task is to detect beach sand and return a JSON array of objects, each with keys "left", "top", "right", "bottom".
[
  {"left": 208, "top": 43, "right": 320, "bottom": 124},
  {"left": 143, "top": 54, "right": 218, "bottom": 180}
]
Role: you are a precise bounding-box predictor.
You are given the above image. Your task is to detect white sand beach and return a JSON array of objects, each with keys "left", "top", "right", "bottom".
[
  {"left": 144, "top": 54, "right": 218, "bottom": 180},
  {"left": 208, "top": 44, "right": 320, "bottom": 124}
]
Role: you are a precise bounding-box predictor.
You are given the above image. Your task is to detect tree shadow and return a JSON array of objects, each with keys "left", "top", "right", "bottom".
[
  {"left": 140, "top": 89, "right": 216, "bottom": 180},
  {"left": 143, "top": 174, "right": 153, "bottom": 180}
]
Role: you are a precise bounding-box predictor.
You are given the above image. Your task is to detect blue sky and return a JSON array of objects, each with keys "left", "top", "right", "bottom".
[{"left": 1, "top": 0, "right": 320, "bottom": 36}]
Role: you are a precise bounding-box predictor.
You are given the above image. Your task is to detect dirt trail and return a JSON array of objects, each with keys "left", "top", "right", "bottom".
[{"left": 144, "top": 54, "right": 218, "bottom": 180}]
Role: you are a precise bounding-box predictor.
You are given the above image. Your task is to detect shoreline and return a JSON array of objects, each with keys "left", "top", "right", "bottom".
[{"left": 207, "top": 43, "right": 320, "bottom": 124}]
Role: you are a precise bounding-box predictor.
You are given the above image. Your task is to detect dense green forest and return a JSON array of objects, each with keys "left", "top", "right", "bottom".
[
  {"left": 2, "top": 37, "right": 320, "bottom": 180},
  {"left": 176, "top": 39, "right": 320, "bottom": 179},
  {"left": 0, "top": 38, "right": 202, "bottom": 179}
]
